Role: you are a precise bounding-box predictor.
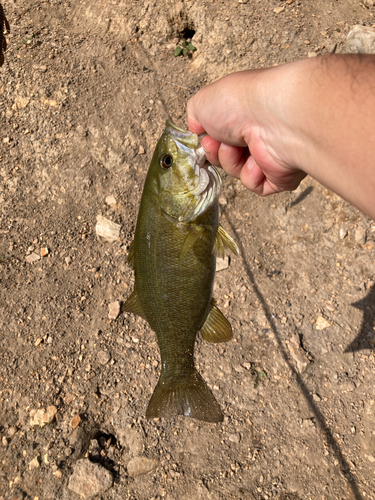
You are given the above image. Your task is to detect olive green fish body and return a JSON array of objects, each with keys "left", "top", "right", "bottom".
[
  {"left": 124, "top": 121, "right": 238, "bottom": 422},
  {"left": 134, "top": 193, "right": 217, "bottom": 369}
]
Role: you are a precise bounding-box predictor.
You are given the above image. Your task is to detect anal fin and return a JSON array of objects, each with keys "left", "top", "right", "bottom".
[
  {"left": 122, "top": 289, "right": 146, "bottom": 320},
  {"left": 200, "top": 298, "right": 233, "bottom": 343},
  {"left": 214, "top": 225, "right": 239, "bottom": 260}
]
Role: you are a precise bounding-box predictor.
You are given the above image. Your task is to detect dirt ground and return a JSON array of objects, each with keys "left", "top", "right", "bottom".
[{"left": 1, "top": 0, "right": 375, "bottom": 499}]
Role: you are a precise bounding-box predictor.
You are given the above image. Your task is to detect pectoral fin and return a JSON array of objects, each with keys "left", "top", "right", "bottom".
[
  {"left": 200, "top": 299, "right": 233, "bottom": 343},
  {"left": 127, "top": 239, "right": 135, "bottom": 269},
  {"left": 214, "top": 225, "right": 239, "bottom": 260},
  {"left": 122, "top": 289, "right": 146, "bottom": 320},
  {"left": 180, "top": 225, "right": 205, "bottom": 261}
]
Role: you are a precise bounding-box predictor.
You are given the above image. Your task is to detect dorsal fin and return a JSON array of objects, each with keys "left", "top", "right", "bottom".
[
  {"left": 122, "top": 289, "right": 146, "bottom": 320},
  {"left": 214, "top": 225, "right": 239, "bottom": 260}
]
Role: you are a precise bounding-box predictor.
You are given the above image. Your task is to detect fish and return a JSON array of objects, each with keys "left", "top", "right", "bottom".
[
  {"left": 123, "top": 120, "right": 238, "bottom": 423},
  {"left": 0, "top": 3, "right": 10, "bottom": 68}
]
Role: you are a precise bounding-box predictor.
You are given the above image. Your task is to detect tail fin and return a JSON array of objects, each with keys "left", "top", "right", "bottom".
[{"left": 146, "top": 369, "right": 223, "bottom": 423}]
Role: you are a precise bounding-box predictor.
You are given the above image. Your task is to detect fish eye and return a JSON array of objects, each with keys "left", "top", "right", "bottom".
[{"left": 160, "top": 154, "right": 173, "bottom": 169}]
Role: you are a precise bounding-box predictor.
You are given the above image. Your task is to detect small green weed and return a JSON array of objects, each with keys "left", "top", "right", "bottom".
[
  {"left": 254, "top": 370, "right": 267, "bottom": 389},
  {"left": 174, "top": 40, "right": 196, "bottom": 57},
  {"left": 16, "top": 35, "right": 34, "bottom": 50}
]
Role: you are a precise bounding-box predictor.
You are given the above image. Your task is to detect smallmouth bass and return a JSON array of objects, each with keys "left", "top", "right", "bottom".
[{"left": 124, "top": 120, "right": 238, "bottom": 423}]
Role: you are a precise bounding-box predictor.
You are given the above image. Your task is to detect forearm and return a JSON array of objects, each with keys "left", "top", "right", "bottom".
[{"left": 246, "top": 55, "right": 375, "bottom": 218}]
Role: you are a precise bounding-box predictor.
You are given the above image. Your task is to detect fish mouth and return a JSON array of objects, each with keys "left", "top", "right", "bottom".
[
  {"left": 165, "top": 120, "right": 199, "bottom": 149},
  {"left": 165, "top": 121, "right": 222, "bottom": 222},
  {"left": 182, "top": 154, "right": 222, "bottom": 222}
]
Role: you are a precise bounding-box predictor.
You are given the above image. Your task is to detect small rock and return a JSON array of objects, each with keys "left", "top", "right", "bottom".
[
  {"left": 7, "top": 426, "right": 18, "bottom": 438},
  {"left": 340, "top": 380, "right": 356, "bottom": 393},
  {"left": 238, "top": 0, "right": 249, "bottom": 3},
  {"left": 76, "top": 124, "right": 87, "bottom": 137},
  {"left": 315, "top": 316, "right": 331, "bottom": 330},
  {"left": 29, "top": 456, "right": 40, "bottom": 470},
  {"left": 108, "top": 301, "right": 121, "bottom": 320},
  {"left": 218, "top": 197, "right": 227, "bottom": 206},
  {"left": 339, "top": 227, "right": 348, "bottom": 240},
  {"left": 30, "top": 406, "right": 57, "bottom": 427},
  {"left": 2, "top": 436, "right": 8, "bottom": 446},
  {"left": 96, "top": 215, "right": 121, "bottom": 243},
  {"left": 97, "top": 350, "right": 111, "bottom": 365},
  {"left": 325, "top": 41, "right": 337, "bottom": 54},
  {"left": 70, "top": 415, "right": 82, "bottom": 428},
  {"left": 364, "top": 0, "right": 375, "bottom": 5},
  {"left": 216, "top": 255, "right": 229, "bottom": 271},
  {"left": 64, "top": 447, "right": 73, "bottom": 457},
  {"left": 138, "top": 145, "right": 145, "bottom": 155},
  {"left": 68, "top": 459, "right": 113, "bottom": 499},
  {"left": 13, "top": 96, "right": 30, "bottom": 110},
  {"left": 127, "top": 457, "right": 158, "bottom": 477},
  {"left": 273, "top": 6, "right": 284, "bottom": 14},
  {"left": 308, "top": 52, "right": 317, "bottom": 57},
  {"left": 53, "top": 469, "right": 63, "bottom": 478},
  {"left": 119, "top": 427, "right": 145, "bottom": 456},
  {"left": 304, "top": 40, "right": 311, "bottom": 45},
  {"left": 312, "top": 393, "right": 321, "bottom": 402},
  {"left": 105, "top": 195, "right": 117, "bottom": 206},
  {"left": 228, "top": 433, "right": 241, "bottom": 444},
  {"left": 355, "top": 226, "right": 367, "bottom": 245},
  {"left": 287, "top": 342, "right": 310, "bottom": 374},
  {"left": 34, "top": 338, "right": 43, "bottom": 347},
  {"left": 40, "top": 247, "right": 49, "bottom": 257},
  {"left": 65, "top": 256, "right": 72, "bottom": 265},
  {"left": 68, "top": 428, "right": 88, "bottom": 456},
  {"left": 26, "top": 252, "right": 41, "bottom": 263},
  {"left": 346, "top": 25, "right": 375, "bottom": 54}
]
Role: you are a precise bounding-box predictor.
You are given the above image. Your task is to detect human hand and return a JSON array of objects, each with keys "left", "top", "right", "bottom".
[{"left": 187, "top": 70, "right": 307, "bottom": 196}]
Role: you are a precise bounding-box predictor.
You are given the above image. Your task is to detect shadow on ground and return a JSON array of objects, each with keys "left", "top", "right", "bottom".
[{"left": 223, "top": 205, "right": 364, "bottom": 500}]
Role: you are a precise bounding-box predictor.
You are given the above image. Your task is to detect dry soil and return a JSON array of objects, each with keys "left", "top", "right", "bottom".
[{"left": 1, "top": 1, "right": 375, "bottom": 499}]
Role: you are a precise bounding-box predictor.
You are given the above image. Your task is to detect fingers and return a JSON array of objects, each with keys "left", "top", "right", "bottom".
[
  {"left": 201, "top": 135, "right": 247, "bottom": 178},
  {"left": 187, "top": 114, "right": 205, "bottom": 135},
  {"left": 201, "top": 135, "right": 221, "bottom": 165},
  {"left": 217, "top": 143, "right": 248, "bottom": 178},
  {"left": 187, "top": 97, "right": 206, "bottom": 135},
  {"left": 240, "top": 156, "right": 307, "bottom": 196},
  {"left": 240, "top": 157, "right": 283, "bottom": 196}
]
